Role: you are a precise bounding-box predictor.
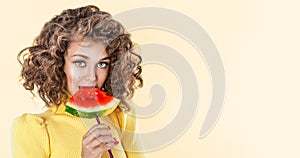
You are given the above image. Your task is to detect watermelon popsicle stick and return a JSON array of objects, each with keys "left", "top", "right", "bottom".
[{"left": 95, "top": 114, "right": 114, "bottom": 158}]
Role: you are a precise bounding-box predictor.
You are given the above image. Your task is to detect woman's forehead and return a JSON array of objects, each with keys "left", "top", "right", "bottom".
[{"left": 67, "top": 40, "right": 108, "bottom": 57}]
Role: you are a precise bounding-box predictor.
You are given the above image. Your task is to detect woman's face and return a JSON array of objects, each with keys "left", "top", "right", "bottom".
[{"left": 64, "top": 41, "right": 110, "bottom": 95}]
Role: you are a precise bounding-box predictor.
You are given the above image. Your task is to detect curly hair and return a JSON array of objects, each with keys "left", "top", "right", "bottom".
[{"left": 18, "top": 5, "right": 143, "bottom": 110}]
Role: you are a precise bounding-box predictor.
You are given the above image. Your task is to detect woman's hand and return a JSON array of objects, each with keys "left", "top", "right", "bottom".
[{"left": 81, "top": 124, "right": 119, "bottom": 158}]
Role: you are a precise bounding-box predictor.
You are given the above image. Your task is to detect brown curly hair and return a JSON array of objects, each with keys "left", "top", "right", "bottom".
[{"left": 18, "top": 5, "right": 143, "bottom": 109}]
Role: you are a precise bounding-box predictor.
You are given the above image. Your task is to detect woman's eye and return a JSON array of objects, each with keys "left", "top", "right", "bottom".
[
  {"left": 74, "top": 61, "right": 86, "bottom": 67},
  {"left": 97, "top": 62, "right": 108, "bottom": 68}
]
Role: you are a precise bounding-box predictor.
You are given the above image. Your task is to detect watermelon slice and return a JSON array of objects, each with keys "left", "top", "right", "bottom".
[{"left": 65, "top": 87, "right": 120, "bottom": 118}]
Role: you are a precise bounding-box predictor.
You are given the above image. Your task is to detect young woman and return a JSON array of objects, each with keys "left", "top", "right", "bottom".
[{"left": 12, "top": 5, "right": 145, "bottom": 158}]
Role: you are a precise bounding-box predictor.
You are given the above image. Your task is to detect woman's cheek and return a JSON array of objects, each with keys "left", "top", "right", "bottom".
[{"left": 96, "top": 70, "right": 108, "bottom": 87}]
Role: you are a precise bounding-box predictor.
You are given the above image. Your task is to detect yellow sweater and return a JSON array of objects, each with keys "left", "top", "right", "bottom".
[{"left": 12, "top": 104, "right": 146, "bottom": 158}]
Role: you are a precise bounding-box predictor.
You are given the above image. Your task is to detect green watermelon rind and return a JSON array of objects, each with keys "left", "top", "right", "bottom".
[
  {"left": 65, "top": 98, "right": 120, "bottom": 118},
  {"left": 65, "top": 105, "right": 104, "bottom": 118}
]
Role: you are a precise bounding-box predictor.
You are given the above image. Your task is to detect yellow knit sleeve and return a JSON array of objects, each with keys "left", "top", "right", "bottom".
[
  {"left": 12, "top": 114, "right": 50, "bottom": 158},
  {"left": 121, "top": 108, "right": 147, "bottom": 158}
]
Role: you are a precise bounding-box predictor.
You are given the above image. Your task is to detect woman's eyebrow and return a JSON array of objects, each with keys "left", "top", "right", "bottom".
[
  {"left": 71, "top": 54, "right": 89, "bottom": 59},
  {"left": 101, "top": 56, "right": 110, "bottom": 61}
]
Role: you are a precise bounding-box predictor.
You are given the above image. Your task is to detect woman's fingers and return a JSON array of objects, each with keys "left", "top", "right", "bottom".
[
  {"left": 84, "top": 124, "right": 111, "bottom": 137},
  {"left": 82, "top": 123, "right": 119, "bottom": 148},
  {"left": 105, "top": 138, "right": 119, "bottom": 149},
  {"left": 83, "top": 124, "right": 111, "bottom": 144},
  {"left": 81, "top": 123, "right": 119, "bottom": 158},
  {"left": 87, "top": 135, "right": 115, "bottom": 149}
]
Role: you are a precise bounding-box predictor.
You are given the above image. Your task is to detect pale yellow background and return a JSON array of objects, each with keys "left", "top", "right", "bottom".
[{"left": 1, "top": 0, "right": 300, "bottom": 157}]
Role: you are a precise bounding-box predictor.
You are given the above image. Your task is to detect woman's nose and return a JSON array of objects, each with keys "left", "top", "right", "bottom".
[{"left": 85, "top": 66, "right": 97, "bottom": 82}]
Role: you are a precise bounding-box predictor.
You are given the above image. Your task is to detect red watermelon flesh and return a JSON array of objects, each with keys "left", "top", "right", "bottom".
[{"left": 66, "top": 87, "right": 120, "bottom": 118}]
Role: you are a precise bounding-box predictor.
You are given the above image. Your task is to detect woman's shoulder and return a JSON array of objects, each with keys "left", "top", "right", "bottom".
[
  {"left": 12, "top": 111, "right": 50, "bottom": 130},
  {"left": 12, "top": 112, "right": 52, "bottom": 157},
  {"left": 109, "top": 102, "right": 138, "bottom": 131},
  {"left": 12, "top": 104, "right": 77, "bottom": 128}
]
